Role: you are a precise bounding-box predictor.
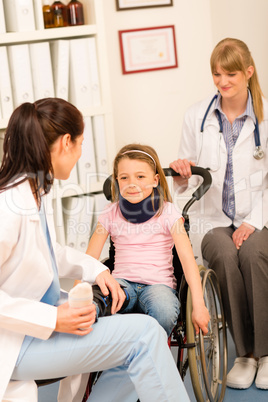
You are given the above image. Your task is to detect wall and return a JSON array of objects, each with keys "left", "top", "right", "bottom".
[
  {"left": 102, "top": 0, "right": 268, "bottom": 167},
  {"left": 102, "top": 0, "right": 214, "bottom": 167}
]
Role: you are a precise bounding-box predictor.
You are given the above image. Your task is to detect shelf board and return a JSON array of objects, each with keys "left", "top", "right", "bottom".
[{"left": 0, "top": 25, "right": 97, "bottom": 45}]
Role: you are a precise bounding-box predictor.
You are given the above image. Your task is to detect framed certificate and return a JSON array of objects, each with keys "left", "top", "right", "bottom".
[
  {"left": 116, "top": 0, "right": 173, "bottom": 10},
  {"left": 119, "top": 26, "right": 178, "bottom": 74}
]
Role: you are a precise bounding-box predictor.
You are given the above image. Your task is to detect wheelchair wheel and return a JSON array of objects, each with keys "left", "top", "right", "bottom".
[{"left": 186, "top": 266, "right": 227, "bottom": 402}]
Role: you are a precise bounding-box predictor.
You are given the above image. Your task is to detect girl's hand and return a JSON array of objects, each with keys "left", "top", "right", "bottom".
[
  {"left": 192, "top": 304, "right": 210, "bottom": 335},
  {"left": 95, "top": 270, "right": 126, "bottom": 314},
  {"left": 232, "top": 222, "right": 255, "bottom": 250},
  {"left": 55, "top": 302, "right": 96, "bottom": 336},
  {"left": 169, "top": 159, "right": 195, "bottom": 179}
]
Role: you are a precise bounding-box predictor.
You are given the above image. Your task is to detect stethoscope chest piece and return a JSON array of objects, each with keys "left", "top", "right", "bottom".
[{"left": 253, "top": 146, "right": 264, "bottom": 160}]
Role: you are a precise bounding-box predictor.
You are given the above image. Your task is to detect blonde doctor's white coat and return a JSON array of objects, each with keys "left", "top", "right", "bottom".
[
  {"left": 176, "top": 94, "right": 268, "bottom": 260},
  {"left": 0, "top": 180, "right": 107, "bottom": 401}
]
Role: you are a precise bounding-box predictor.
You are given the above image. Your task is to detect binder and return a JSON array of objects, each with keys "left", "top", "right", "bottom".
[
  {"left": 92, "top": 115, "right": 108, "bottom": 180},
  {"left": 69, "top": 38, "right": 93, "bottom": 110},
  {"left": 3, "top": 0, "right": 35, "bottom": 32},
  {"left": 87, "top": 37, "right": 101, "bottom": 107},
  {"left": 76, "top": 195, "right": 95, "bottom": 252},
  {"left": 7, "top": 44, "right": 34, "bottom": 107},
  {"left": 29, "top": 42, "right": 55, "bottom": 100},
  {"left": 77, "top": 116, "right": 97, "bottom": 188},
  {"left": 62, "top": 196, "right": 84, "bottom": 249},
  {"left": 0, "top": 46, "right": 14, "bottom": 119},
  {"left": 0, "top": 0, "right": 6, "bottom": 33},
  {"left": 50, "top": 40, "right": 70, "bottom": 101},
  {"left": 32, "top": 0, "right": 44, "bottom": 30}
]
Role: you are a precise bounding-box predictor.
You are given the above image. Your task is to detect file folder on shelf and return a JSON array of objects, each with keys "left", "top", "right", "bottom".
[
  {"left": 33, "top": 0, "right": 44, "bottom": 30},
  {"left": 3, "top": 0, "right": 35, "bottom": 32},
  {"left": 69, "top": 38, "right": 93, "bottom": 110},
  {"left": 7, "top": 44, "right": 34, "bottom": 107},
  {"left": 29, "top": 42, "right": 55, "bottom": 100},
  {"left": 62, "top": 196, "right": 84, "bottom": 249},
  {"left": 50, "top": 40, "right": 70, "bottom": 101},
  {"left": 92, "top": 115, "right": 109, "bottom": 180},
  {"left": 0, "top": 46, "right": 14, "bottom": 119},
  {"left": 0, "top": 0, "right": 6, "bottom": 33},
  {"left": 77, "top": 116, "right": 97, "bottom": 189},
  {"left": 87, "top": 37, "right": 101, "bottom": 107},
  {"left": 76, "top": 195, "right": 95, "bottom": 252}
]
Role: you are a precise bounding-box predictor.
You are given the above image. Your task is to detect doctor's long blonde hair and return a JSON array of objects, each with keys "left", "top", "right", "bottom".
[{"left": 210, "top": 38, "right": 264, "bottom": 123}]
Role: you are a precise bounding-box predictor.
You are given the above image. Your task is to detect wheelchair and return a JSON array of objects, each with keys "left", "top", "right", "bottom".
[
  {"left": 101, "top": 166, "right": 228, "bottom": 402},
  {"left": 37, "top": 166, "right": 227, "bottom": 402}
]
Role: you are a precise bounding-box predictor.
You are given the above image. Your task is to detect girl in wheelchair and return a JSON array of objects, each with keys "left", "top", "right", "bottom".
[{"left": 86, "top": 143, "right": 210, "bottom": 337}]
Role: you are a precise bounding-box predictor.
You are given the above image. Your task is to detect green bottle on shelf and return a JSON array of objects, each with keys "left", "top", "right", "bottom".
[{"left": 67, "top": 0, "right": 85, "bottom": 26}]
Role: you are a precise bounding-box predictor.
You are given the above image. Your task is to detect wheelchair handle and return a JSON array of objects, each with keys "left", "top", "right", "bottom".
[{"left": 163, "top": 166, "right": 212, "bottom": 201}]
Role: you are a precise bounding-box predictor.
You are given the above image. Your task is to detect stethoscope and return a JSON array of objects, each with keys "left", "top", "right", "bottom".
[{"left": 200, "top": 94, "right": 265, "bottom": 160}]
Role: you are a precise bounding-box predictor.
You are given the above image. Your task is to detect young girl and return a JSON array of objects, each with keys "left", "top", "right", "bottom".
[{"left": 86, "top": 143, "right": 209, "bottom": 336}]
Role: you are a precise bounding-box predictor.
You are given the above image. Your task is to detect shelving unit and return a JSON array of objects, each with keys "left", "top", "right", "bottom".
[{"left": 0, "top": 0, "right": 116, "bottom": 247}]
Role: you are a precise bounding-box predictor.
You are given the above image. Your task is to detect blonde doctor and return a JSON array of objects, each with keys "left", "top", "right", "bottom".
[
  {"left": 0, "top": 98, "right": 190, "bottom": 402},
  {"left": 170, "top": 38, "right": 268, "bottom": 391}
]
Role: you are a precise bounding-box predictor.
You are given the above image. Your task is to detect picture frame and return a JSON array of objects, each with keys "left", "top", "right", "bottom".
[
  {"left": 116, "top": 0, "right": 173, "bottom": 11},
  {"left": 118, "top": 25, "right": 178, "bottom": 74}
]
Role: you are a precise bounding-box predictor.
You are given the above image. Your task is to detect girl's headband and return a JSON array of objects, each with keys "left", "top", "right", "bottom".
[{"left": 121, "top": 150, "right": 156, "bottom": 168}]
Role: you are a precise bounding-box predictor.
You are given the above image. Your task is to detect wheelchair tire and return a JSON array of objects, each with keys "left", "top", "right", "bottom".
[{"left": 186, "top": 266, "right": 227, "bottom": 402}]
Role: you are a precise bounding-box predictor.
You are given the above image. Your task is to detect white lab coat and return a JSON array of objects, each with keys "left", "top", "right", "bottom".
[
  {"left": 0, "top": 180, "right": 107, "bottom": 401},
  {"left": 176, "top": 94, "right": 268, "bottom": 260}
]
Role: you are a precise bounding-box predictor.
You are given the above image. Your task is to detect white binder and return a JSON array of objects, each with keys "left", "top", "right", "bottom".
[
  {"left": 76, "top": 195, "right": 95, "bottom": 252},
  {"left": 92, "top": 115, "right": 108, "bottom": 180},
  {"left": 50, "top": 40, "right": 70, "bottom": 101},
  {"left": 87, "top": 37, "right": 101, "bottom": 107},
  {"left": 77, "top": 116, "right": 97, "bottom": 189},
  {"left": 0, "top": 46, "right": 14, "bottom": 119},
  {"left": 29, "top": 42, "right": 55, "bottom": 100},
  {"left": 3, "top": 0, "right": 35, "bottom": 32},
  {"left": 69, "top": 38, "right": 93, "bottom": 110},
  {"left": 32, "top": 0, "right": 44, "bottom": 30},
  {"left": 0, "top": 0, "right": 6, "bottom": 33},
  {"left": 7, "top": 44, "right": 34, "bottom": 107},
  {"left": 62, "top": 196, "right": 84, "bottom": 249}
]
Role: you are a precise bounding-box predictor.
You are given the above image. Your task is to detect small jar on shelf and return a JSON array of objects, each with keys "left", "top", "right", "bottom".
[
  {"left": 67, "top": 0, "right": 84, "bottom": 26},
  {"left": 42, "top": 0, "right": 54, "bottom": 29},
  {"left": 51, "top": 1, "right": 68, "bottom": 27}
]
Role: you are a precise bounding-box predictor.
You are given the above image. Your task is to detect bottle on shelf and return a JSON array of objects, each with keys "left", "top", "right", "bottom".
[
  {"left": 43, "top": 0, "right": 54, "bottom": 29},
  {"left": 51, "top": 1, "right": 68, "bottom": 27},
  {"left": 67, "top": 0, "right": 84, "bottom": 26}
]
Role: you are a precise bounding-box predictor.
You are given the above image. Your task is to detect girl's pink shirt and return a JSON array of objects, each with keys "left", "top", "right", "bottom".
[{"left": 98, "top": 202, "right": 183, "bottom": 289}]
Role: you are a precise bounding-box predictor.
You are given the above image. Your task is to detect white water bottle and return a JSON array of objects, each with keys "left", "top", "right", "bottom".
[{"left": 68, "top": 282, "right": 93, "bottom": 308}]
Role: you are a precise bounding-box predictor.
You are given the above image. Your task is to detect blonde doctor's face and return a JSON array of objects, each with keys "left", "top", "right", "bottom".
[
  {"left": 117, "top": 158, "right": 159, "bottom": 204},
  {"left": 51, "top": 133, "right": 84, "bottom": 180},
  {"left": 212, "top": 64, "right": 254, "bottom": 100}
]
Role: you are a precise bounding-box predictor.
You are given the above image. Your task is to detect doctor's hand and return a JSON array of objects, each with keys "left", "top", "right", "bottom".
[
  {"left": 169, "top": 159, "right": 195, "bottom": 179},
  {"left": 95, "top": 270, "right": 126, "bottom": 315},
  {"left": 232, "top": 222, "right": 255, "bottom": 250},
  {"left": 55, "top": 302, "right": 96, "bottom": 336}
]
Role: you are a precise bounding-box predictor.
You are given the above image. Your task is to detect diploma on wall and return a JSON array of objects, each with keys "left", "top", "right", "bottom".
[
  {"left": 29, "top": 42, "right": 55, "bottom": 100},
  {"left": 0, "top": 46, "right": 14, "bottom": 119},
  {"left": 7, "top": 44, "right": 34, "bottom": 107}
]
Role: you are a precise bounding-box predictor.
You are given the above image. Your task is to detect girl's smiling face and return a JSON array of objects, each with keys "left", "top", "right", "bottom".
[{"left": 117, "top": 158, "right": 159, "bottom": 204}]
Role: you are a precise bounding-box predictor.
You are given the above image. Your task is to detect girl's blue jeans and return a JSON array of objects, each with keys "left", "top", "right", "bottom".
[{"left": 116, "top": 278, "right": 180, "bottom": 336}]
